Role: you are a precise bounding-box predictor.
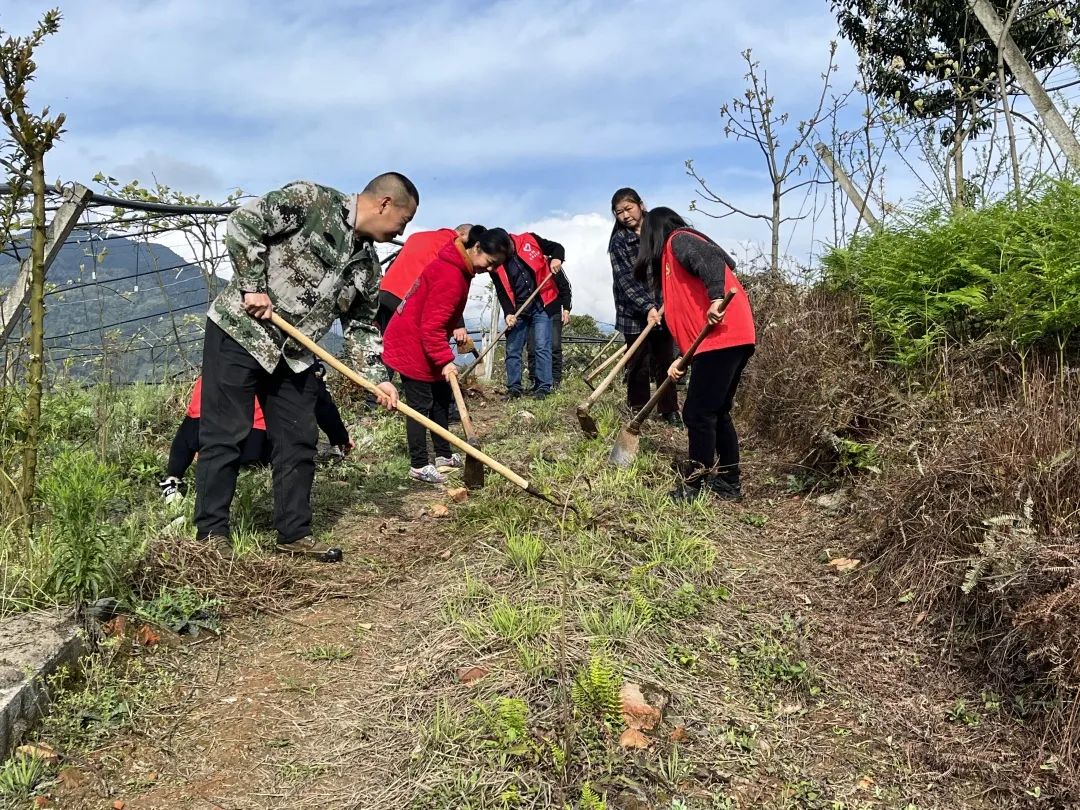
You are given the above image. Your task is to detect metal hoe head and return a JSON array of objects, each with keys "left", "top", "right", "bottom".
[
  {"left": 576, "top": 403, "right": 599, "bottom": 438},
  {"left": 463, "top": 438, "right": 486, "bottom": 489},
  {"left": 607, "top": 426, "right": 641, "bottom": 468}
]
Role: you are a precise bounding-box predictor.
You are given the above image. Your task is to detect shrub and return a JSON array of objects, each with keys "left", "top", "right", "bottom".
[
  {"left": 824, "top": 179, "right": 1080, "bottom": 364},
  {"left": 38, "top": 449, "right": 141, "bottom": 602}
]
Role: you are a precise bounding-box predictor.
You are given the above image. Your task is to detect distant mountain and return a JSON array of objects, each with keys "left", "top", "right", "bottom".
[
  {"left": 0, "top": 230, "right": 221, "bottom": 384},
  {"left": 0, "top": 230, "right": 349, "bottom": 385}
]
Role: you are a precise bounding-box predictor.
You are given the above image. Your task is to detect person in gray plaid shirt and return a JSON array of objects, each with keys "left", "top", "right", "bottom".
[{"left": 608, "top": 187, "right": 680, "bottom": 424}]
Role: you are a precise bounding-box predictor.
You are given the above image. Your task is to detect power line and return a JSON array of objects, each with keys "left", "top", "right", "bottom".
[
  {"left": 46, "top": 276, "right": 211, "bottom": 308},
  {"left": 42, "top": 300, "right": 208, "bottom": 342},
  {"left": 45, "top": 253, "right": 228, "bottom": 296}
]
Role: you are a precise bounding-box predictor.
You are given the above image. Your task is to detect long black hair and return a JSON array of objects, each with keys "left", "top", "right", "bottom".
[
  {"left": 632, "top": 207, "right": 689, "bottom": 290},
  {"left": 608, "top": 187, "right": 645, "bottom": 250},
  {"left": 464, "top": 225, "right": 513, "bottom": 264}
]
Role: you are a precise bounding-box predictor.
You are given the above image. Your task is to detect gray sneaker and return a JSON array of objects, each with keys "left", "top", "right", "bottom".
[
  {"left": 409, "top": 464, "right": 448, "bottom": 484},
  {"left": 435, "top": 453, "right": 464, "bottom": 469}
]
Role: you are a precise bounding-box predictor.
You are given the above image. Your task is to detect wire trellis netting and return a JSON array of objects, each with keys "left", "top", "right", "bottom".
[{"left": 0, "top": 182, "right": 615, "bottom": 390}]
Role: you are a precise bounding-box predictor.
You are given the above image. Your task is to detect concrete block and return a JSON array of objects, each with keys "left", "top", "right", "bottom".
[{"left": 0, "top": 607, "right": 85, "bottom": 759}]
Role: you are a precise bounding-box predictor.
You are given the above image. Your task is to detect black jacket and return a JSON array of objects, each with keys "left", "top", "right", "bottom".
[
  {"left": 493, "top": 233, "right": 566, "bottom": 316},
  {"left": 543, "top": 268, "right": 572, "bottom": 317}
]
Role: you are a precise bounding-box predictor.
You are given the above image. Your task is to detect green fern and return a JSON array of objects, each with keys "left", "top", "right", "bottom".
[
  {"left": 494, "top": 697, "right": 529, "bottom": 745},
  {"left": 823, "top": 179, "right": 1080, "bottom": 363},
  {"left": 548, "top": 739, "right": 567, "bottom": 774},
  {"left": 571, "top": 654, "right": 621, "bottom": 723},
  {"left": 580, "top": 783, "right": 608, "bottom": 810},
  {"left": 629, "top": 588, "right": 654, "bottom": 625},
  {"left": 629, "top": 562, "right": 660, "bottom": 624}
]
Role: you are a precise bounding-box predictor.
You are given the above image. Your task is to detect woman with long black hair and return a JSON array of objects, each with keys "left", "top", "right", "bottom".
[
  {"left": 608, "top": 188, "right": 680, "bottom": 423},
  {"left": 633, "top": 207, "right": 756, "bottom": 502}
]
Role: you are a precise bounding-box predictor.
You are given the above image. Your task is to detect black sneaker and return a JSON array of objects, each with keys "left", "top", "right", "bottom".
[
  {"left": 669, "top": 479, "right": 707, "bottom": 503},
  {"left": 532, "top": 389, "right": 551, "bottom": 400},
  {"left": 505, "top": 389, "right": 523, "bottom": 402},
  {"left": 276, "top": 536, "right": 343, "bottom": 563},
  {"left": 709, "top": 476, "right": 743, "bottom": 501},
  {"left": 660, "top": 412, "right": 684, "bottom": 428}
]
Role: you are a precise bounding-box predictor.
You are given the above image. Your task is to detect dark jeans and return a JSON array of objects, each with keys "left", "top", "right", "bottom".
[
  {"left": 505, "top": 309, "right": 553, "bottom": 394},
  {"left": 400, "top": 375, "right": 452, "bottom": 468},
  {"left": 167, "top": 416, "right": 268, "bottom": 480},
  {"left": 527, "top": 313, "right": 564, "bottom": 388},
  {"left": 682, "top": 345, "right": 754, "bottom": 485},
  {"left": 195, "top": 320, "right": 319, "bottom": 544},
  {"left": 624, "top": 328, "right": 678, "bottom": 415}
]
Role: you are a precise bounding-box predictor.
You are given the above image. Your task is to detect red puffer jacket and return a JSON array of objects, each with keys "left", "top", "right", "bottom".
[{"left": 382, "top": 240, "right": 474, "bottom": 383}]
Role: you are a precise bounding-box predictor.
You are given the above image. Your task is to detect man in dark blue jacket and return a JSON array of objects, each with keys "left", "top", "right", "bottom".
[
  {"left": 492, "top": 232, "right": 566, "bottom": 399},
  {"left": 527, "top": 269, "right": 572, "bottom": 390}
]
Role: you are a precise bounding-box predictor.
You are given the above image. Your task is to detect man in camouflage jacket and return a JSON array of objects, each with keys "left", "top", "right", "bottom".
[{"left": 194, "top": 173, "right": 418, "bottom": 561}]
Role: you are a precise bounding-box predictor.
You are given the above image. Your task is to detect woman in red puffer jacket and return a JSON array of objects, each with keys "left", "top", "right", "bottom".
[{"left": 382, "top": 226, "right": 513, "bottom": 484}]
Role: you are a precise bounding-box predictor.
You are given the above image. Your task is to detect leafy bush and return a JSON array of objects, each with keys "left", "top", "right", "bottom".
[
  {"left": 824, "top": 180, "right": 1080, "bottom": 363},
  {"left": 38, "top": 449, "right": 140, "bottom": 602}
]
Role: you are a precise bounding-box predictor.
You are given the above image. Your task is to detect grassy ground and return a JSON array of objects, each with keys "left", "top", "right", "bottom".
[{"left": 2, "top": 380, "right": 1070, "bottom": 809}]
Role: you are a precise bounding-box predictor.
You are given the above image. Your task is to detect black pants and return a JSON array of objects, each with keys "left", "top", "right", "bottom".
[
  {"left": 195, "top": 320, "right": 319, "bottom": 544},
  {"left": 167, "top": 416, "right": 269, "bottom": 480},
  {"left": 375, "top": 291, "right": 401, "bottom": 334},
  {"left": 625, "top": 328, "right": 678, "bottom": 415},
  {"left": 527, "top": 314, "right": 564, "bottom": 388},
  {"left": 682, "top": 345, "right": 754, "bottom": 485},
  {"left": 400, "top": 375, "right": 452, "bottom": 469}
]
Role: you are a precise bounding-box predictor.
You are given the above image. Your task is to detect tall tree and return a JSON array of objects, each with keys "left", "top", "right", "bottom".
[
  {"left": 0, "top": 8, "right": 65, "bottom": 532},
  {"left": 831, "top": 0, "right": 1079, "bottom": 204}
]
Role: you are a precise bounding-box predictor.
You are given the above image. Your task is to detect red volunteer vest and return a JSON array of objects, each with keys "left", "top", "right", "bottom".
[
  {"left": 186, "top": 377, "right": 265, "bottom": 430},
  {"left": 494, "top": 233, "right": 559, "bottom": 310},
  {"left": 380, "top": 228, "right": 458, "bottom": 300},
  {"left": 661, "top": 229, "right": 755, "bottom": 355}
]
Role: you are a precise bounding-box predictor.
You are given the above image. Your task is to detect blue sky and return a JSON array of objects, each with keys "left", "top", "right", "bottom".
[{"left": 5, "top": 0, "right": 858, "bottom": 323}]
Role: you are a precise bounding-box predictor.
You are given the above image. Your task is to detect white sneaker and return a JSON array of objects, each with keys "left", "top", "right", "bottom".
[
  {"left": 409, "top": 464, "right": 447, "bottom": 485},
  {"left": 435, "top": 453, "right": 464, "bottom": 469},
  {"left": 159, "top": 476, "right": 184, "bottom": 504}
]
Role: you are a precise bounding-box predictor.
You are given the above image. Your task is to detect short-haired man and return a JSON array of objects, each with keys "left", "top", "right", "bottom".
[{"left": 195, "top": 173, "right": 418, "bottom": 561}]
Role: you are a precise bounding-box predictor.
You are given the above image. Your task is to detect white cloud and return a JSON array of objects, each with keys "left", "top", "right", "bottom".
[
  {"left": 519, "top": 212, "right": 616, "bottom": 326},
  {"left": 5, "top": 0, "right": 899, "bottom": 323},
  {"left": 10, "top": 0, "right": 849, "bottom": 205}
]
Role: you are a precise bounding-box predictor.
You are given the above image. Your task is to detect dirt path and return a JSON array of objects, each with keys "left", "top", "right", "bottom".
[{"left": 43, "top": 389, "right": 1065, "bottom": 809}]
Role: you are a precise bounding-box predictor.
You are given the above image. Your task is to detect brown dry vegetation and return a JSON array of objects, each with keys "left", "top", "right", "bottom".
[
  {"left": 742, "top": 274, "right": 1080, "bottom": 780},
  {"left": 6, "top": 345, "right": 1076, "bottom": 809}
]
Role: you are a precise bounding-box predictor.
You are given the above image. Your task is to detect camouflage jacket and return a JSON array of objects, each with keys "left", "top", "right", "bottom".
[{"left": 209, "top": 181, "right": 388, "bottom": 382}]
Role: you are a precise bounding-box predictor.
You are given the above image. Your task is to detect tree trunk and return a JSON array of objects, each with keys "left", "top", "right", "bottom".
[
  {"left": 969, "top": 0, "right": 1080, "bottom": 169},
  {"left": 999, "top": 61, "right": 1022, "bottom": 205},
  {"left": 18, "top": 150, "right": 47, "bottom": 534},
  {"left": 815, "top": 143, "right": 881, "bottom": 231},
  {"left": 953, "top": 112, "right": 965, "bottom": 210},
  {"left": 770, "top": 182, "right": 781, "bottom": 276}
]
